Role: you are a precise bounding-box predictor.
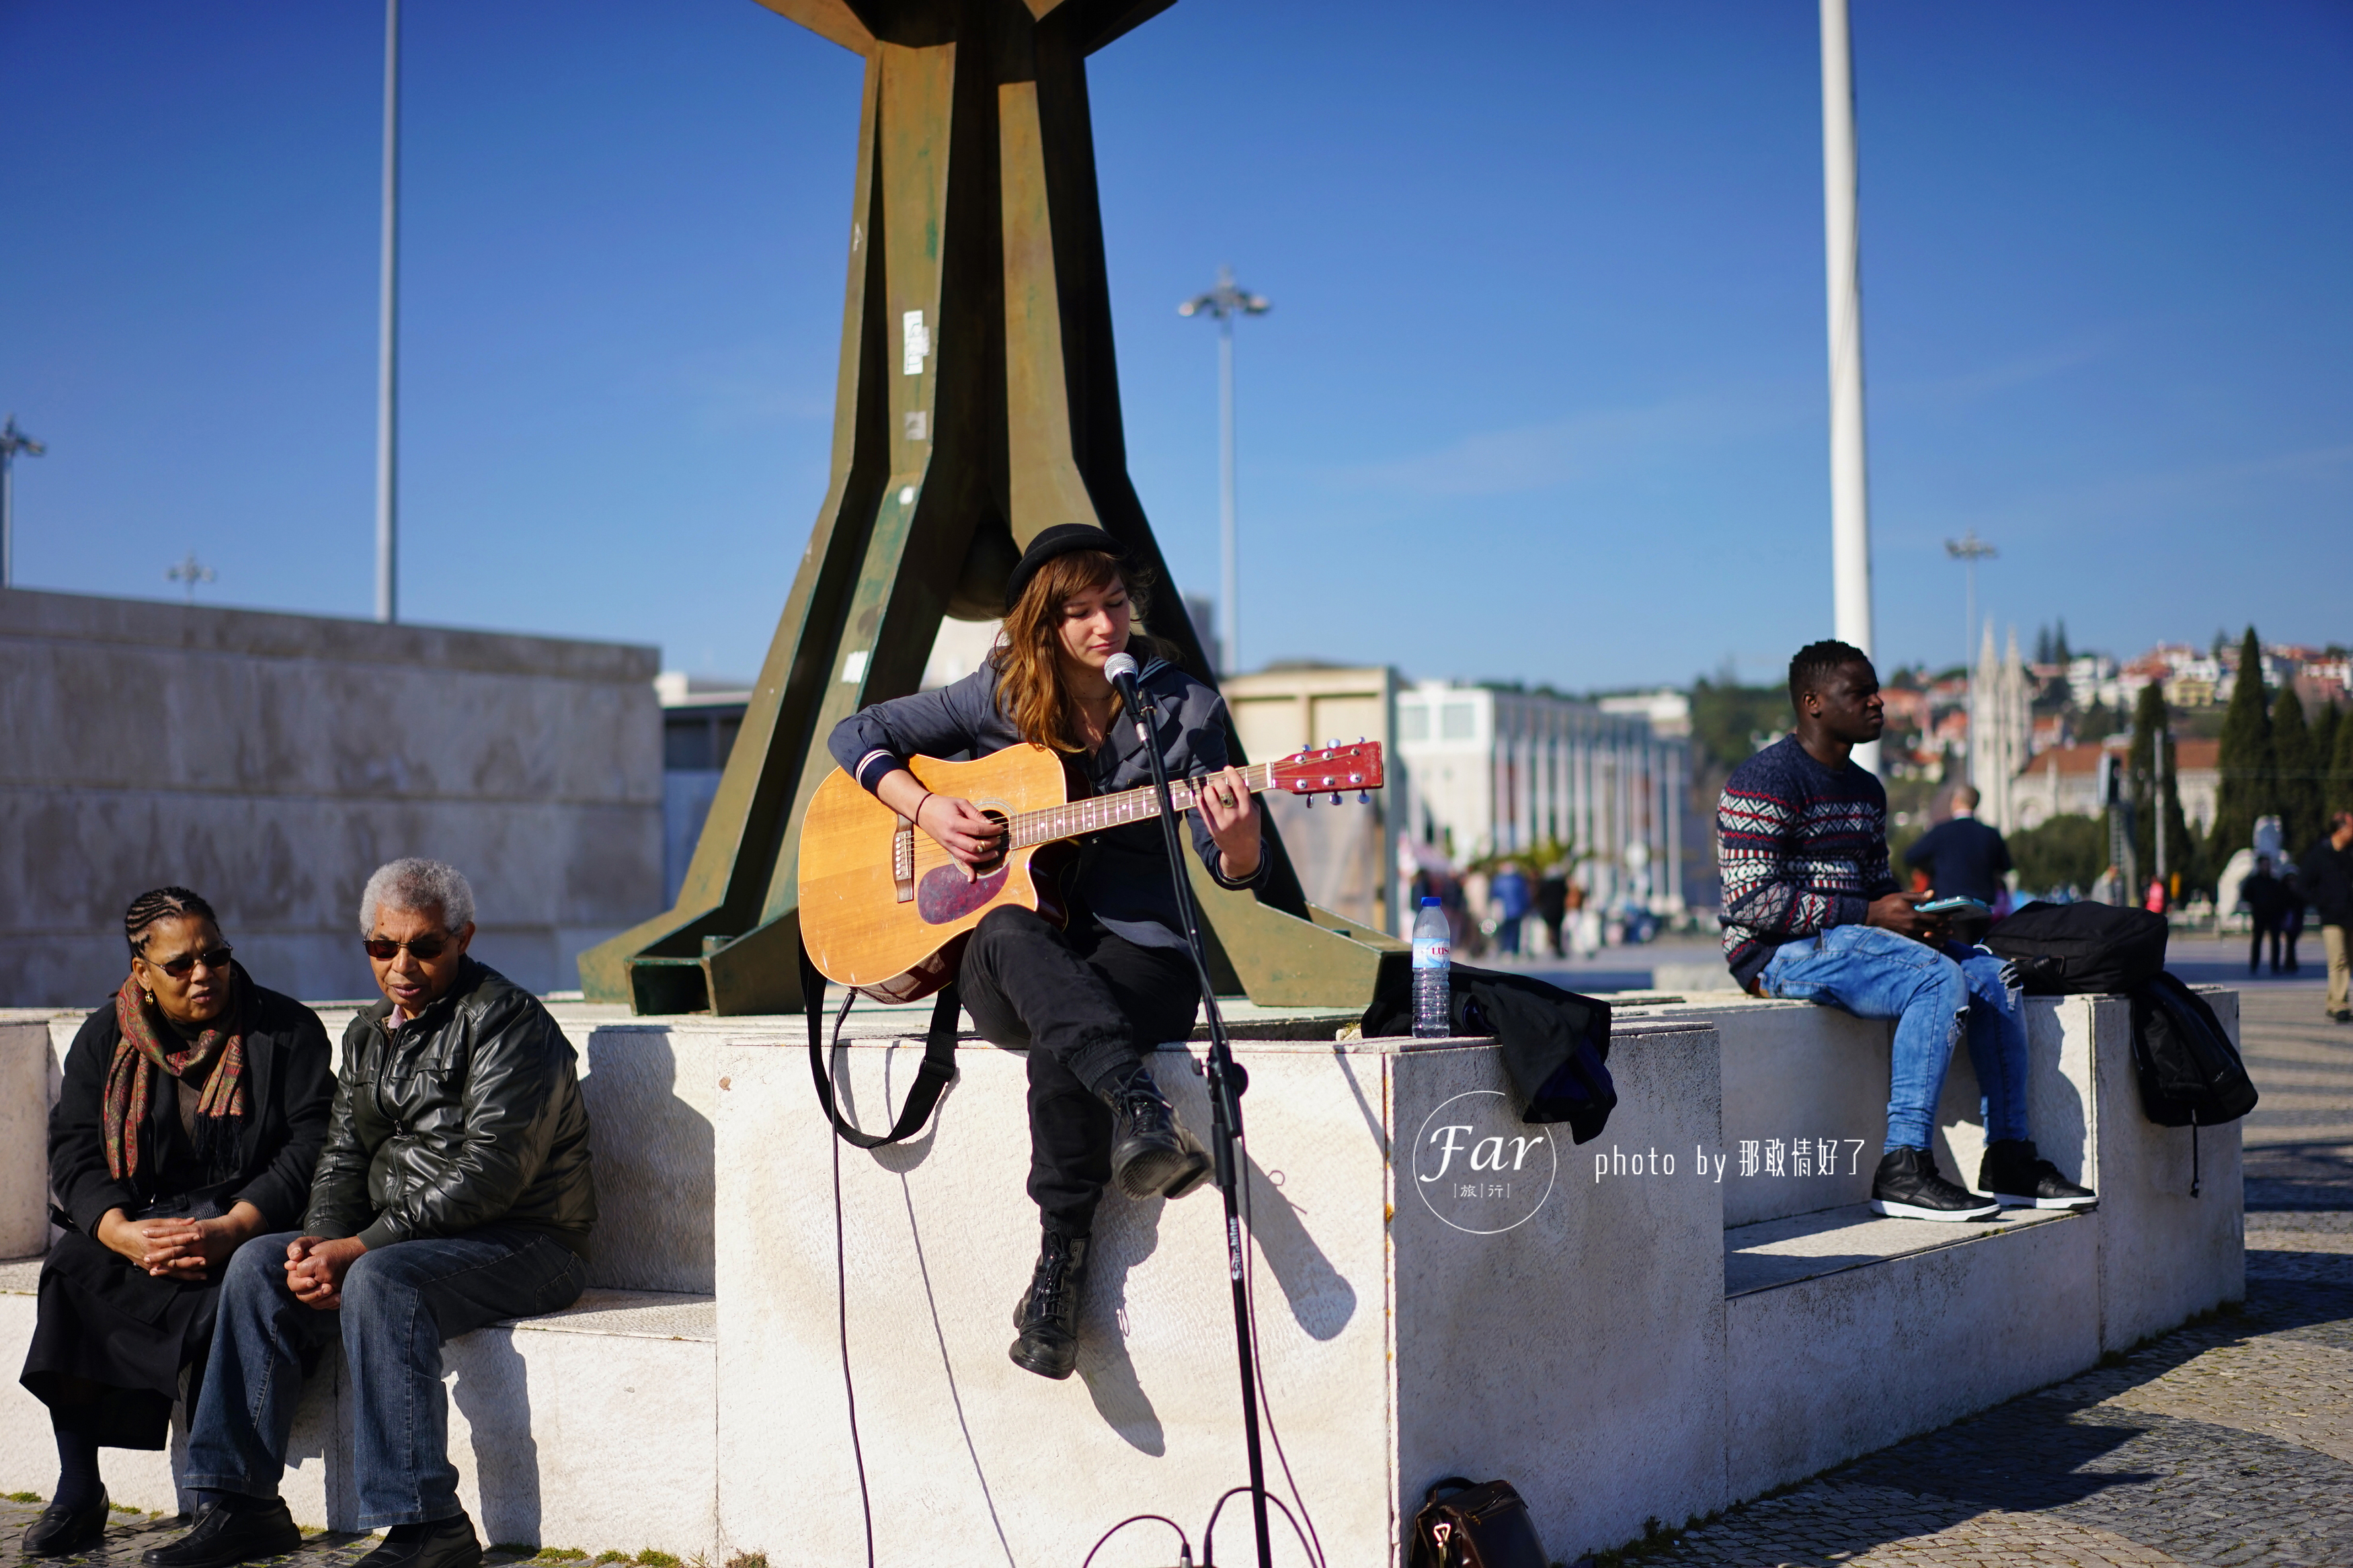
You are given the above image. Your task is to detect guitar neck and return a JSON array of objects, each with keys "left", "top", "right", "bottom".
[{"left": 1009, "top": 762, "right": 1277, "bottom": 850}]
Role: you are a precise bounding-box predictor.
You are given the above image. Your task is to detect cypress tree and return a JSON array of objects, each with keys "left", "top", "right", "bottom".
[
  {"left": 2274, "top": 686, "right": 2319, "bottom": 854},
  {"left": 2334, "top": 700, "right": 2353, "bottom": 821},
  {"left": 2208, "top": 626, "right": 2276, "bottom": 863},
  {"left": 2316, "top": 700, "right": 2345, "bottom": 820}
]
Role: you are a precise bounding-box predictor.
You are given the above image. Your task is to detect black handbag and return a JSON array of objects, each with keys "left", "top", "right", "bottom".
[{"left": 1408, "top": 1477, "right": 1551, "bottom": 1568}]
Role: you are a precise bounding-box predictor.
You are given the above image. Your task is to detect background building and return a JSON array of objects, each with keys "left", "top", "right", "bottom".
[
  {"left": 2, "top": 587, "right": 664, "bottom": 1006},
  {"left": 1394, "top": 679, "right": 1693, "bottom": 918}
]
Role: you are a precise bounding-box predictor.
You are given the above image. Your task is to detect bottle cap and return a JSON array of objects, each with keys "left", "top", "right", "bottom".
[{"left": 1421, "top": 897, "right": 1441, "bottom": 907}]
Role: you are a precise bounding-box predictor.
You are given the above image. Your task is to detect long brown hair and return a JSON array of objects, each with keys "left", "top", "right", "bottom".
[{"left": 992, "top": 548, "right": 1164, "bottom": 752}]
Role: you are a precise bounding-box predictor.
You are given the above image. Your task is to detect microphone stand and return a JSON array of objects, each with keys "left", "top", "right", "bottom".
[{"left": 1115, "top": 669, "right": 1274, "bottom": 1568}]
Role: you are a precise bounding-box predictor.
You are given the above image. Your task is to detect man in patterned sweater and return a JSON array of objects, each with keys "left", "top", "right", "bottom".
[{"left": 1718, "top": 641, "right": 2094, "bottom": 1221}]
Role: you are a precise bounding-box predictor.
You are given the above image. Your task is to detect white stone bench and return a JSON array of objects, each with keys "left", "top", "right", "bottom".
[{"left": 0, "top": 986, "right": 2243, "bottom": 1563}]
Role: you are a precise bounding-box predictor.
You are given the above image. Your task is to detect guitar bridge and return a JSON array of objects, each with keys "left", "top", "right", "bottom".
[{"left": 893, "top": 817, "right": 916, "bottom": 903}]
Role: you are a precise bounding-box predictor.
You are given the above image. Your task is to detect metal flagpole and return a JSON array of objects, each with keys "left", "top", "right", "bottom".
[
  {"left": 374, "top": 0, "right": 401, "bottom": 624},
  {"left": 1820, "top": 0, "right": 1877, "bottom": 774}
]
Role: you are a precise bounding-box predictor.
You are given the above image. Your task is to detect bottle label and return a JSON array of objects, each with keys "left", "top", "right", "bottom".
[{"left": 1412, "top": 940, "right": 1450, "bottom": 972}]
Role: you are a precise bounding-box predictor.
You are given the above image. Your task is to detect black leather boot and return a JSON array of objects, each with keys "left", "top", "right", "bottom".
[
  {"left": 1097, "top": 1061, "right": 1211, "bottom": 1201},
  {"left": 1008, "top": 1231, "right": 1090, "bottom": 1380}
]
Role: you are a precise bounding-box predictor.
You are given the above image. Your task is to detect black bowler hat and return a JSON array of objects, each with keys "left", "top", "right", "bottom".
[{"left": 1002, "top": 524, "right": 1127, "bottom": 612}]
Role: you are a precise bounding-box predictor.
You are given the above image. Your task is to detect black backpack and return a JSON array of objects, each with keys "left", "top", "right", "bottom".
[
  {"left": 1983, "top": 901, "right": 2169, "bottom": 994},
  {"left": 2128, "top": 972, "right": 2258, "bottom": 1128}
]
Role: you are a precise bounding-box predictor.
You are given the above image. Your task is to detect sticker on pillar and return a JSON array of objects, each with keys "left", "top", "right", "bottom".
[
  {"left": 842, "top": 651, "right": 869, "bottom": 684},
  {"left": 905, "top": 411, "right": 928, "bottom": 442},
  {"left": 902, "top": 310, "right": 930, "bottom": 375},
  {"left": 1411, "top": 1090, "right": 1556, "bottom": 1234}
]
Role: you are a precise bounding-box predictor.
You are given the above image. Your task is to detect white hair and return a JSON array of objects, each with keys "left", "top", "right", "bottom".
[{"left": 360, "top": 858, "right": 477, "bottom": 934}]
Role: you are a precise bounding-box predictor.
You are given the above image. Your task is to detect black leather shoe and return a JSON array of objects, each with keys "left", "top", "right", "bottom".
[
  {"left": 140, "top": 1498, "right": 301, "bottom": 1568},
  {"left": 1870, "top": 1147, "right": 1999, "bottom": 1222},
  {"left": 1979, "top": 1139, "right": 2098, "bottom": 1211},
  {"left": 1098, "top": 1064, "right": 1211, "bottom": 1201},
  {"left": 1008, "top": 1231, "right": 1090, "bottom": 1380},
  {"left": 351, "top": 1513, "right": 481, "bottom": 1568},
  {"left": 22, "top": 1489, "right": 110, "bottom": 1557}
]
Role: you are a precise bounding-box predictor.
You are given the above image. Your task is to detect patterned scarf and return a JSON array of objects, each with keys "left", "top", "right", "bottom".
[{"left": 104, "top": 962, "right": 251, "bottom": 1182}]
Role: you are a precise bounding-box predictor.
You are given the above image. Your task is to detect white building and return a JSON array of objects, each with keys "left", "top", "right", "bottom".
[{"left": 1394, "top": 681, "right": 1688, "bottom": 915}]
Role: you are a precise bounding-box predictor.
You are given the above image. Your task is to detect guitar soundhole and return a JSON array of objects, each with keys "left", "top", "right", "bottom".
[{"left": 917, "top": 863, "right": 1010, "bottom": 925}]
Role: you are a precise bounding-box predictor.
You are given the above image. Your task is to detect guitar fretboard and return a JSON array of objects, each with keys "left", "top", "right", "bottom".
[{"left": 1007, "top": 761, "right": 1276, "bottom": 849}]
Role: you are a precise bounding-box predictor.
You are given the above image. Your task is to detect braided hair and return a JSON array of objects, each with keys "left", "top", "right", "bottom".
[{"left": 124, "top": 886, "right": 219, "bottom": 956}]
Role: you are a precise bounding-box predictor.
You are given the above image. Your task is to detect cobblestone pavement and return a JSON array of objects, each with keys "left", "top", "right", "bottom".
[{"left": 1659, "top": 985, "right": 2353, "bottom": 1568}]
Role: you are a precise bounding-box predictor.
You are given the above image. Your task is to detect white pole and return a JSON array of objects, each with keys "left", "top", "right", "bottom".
[
  {"left": 1217, "top": 317, "right": 1237, "bottom": 677},
  {"left": 1821, "top": 0, "right": 1877, "bottom": 774},
  {"left": 374, "top": 0, "right": 401, "bottom": 624},
  {"left": 1, "top": 447, "right": 13, "bottom": 590}
]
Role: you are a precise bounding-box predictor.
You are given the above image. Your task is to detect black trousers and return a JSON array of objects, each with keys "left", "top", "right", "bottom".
[{"left": 957, "top": 906, "right": 1199, "bottom": 1239}]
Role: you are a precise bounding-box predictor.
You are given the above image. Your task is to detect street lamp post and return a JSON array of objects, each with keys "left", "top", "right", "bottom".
[
  {"left": 1, "top": 414, "right": 48, "bottom": 589},
  {"left": 166, "top": 552, "right": 217, "bottom": 604},
  {"left": 1945, "top": 530, "right": 1995, "bottom": 784},
  {"left": 1179, "top": 264, "right": 1269, "bottom": 677},
  {"left": 374, "top": 0, "right": 401, "bottom": 623}
]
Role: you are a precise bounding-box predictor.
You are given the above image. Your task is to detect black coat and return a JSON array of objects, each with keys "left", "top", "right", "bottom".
[
  {"left": 28, "top": 983, "right": 333, "bottom": 1448},
  {"left": 50, "top": 985, "right": 335, "bottom": 1237},
  {"left": 2300, "top": 838, "right": 2353, "bottom": 927},
  {"left": 305, "top": 958, "right": 598, "bottom": 1255}
]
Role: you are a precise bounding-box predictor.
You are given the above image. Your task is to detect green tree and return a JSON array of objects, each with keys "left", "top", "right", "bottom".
[
  {"left": 2334, "top": 701, "right": 2353, "bottom": 821},
  {"left": 2274, "top": 686, "right": 2320, "bottom": 854},
  {"left": 2208, "top": 626, "right": 2276, "bottom": 863},
  {"left": 2010, "top": 815, "right": 2107, "bottom": 896},
  {"left": 2128, "top": 684, "right": 2198, "bottom": 895},
  {"left": 2315, "top": 701, "right": 2341, "bottom": 813}
]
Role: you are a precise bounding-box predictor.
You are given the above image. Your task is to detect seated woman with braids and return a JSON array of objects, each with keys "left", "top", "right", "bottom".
[
  {"left": 827, "top": 524, "right": 1266, "bottom": 1381},
  {"left": 16, "top": 889, "right": 333, "bottom": 1557}
]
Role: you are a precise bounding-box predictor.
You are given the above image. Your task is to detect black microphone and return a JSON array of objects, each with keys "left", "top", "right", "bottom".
[{"left": 1103, "top": 651, "right": 1148, "bottom": 736}]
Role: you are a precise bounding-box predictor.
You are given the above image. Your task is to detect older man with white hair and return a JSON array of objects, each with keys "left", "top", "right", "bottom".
[{"left": 145, "top": 859, "right": 598, "bottom": 1568}]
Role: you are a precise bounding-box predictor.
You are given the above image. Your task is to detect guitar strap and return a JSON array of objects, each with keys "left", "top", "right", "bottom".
[{"left": 800, "top": 938, "right": 962, "bottom": 1149}]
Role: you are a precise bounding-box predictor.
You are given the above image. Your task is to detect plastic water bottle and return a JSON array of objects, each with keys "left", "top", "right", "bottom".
[{"left": 1412, "top": 897, "right": 1451, "bottom": 1038}]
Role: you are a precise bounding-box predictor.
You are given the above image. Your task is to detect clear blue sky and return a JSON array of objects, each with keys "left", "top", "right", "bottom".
[{"left": 3, "top": 1, "right": 2347, "bottom": 691}]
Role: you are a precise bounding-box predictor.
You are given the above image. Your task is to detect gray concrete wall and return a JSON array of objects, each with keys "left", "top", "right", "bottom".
[{"left": 0, "top": 587, "right": 663, "bottom": 1006}]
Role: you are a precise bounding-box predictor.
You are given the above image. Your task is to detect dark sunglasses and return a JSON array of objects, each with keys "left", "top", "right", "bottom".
[
  {"left": 150, "top": 944, "right": 233, "bottom": 980},
  {"left": 364, "top": 934, "right": 452, "bottom": 963}
]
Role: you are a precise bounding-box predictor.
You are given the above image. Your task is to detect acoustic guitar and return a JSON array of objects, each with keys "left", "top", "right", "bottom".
[{"left": 798, "top": 739, "right": 1386, "bottom": 1001}]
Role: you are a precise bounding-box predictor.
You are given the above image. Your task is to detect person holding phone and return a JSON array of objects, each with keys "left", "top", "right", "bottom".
[{"left": 1717, "top": 642, "right": 2095, "bottom": 1221}]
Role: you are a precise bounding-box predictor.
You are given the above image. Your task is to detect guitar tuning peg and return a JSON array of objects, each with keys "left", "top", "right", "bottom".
[
  {"left": 1358, "top": 791, "right": 1370, "bottom": 804},
  {"left": 1330, "top": 792, "right": 1343, "bottom": 805},
  {"left": 1303, "top": 793, "right": 1315, "bottom": 808}
]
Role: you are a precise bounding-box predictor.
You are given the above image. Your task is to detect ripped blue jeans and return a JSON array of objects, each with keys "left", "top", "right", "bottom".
[{"left": 1759, "top": 923, "right": 2030, "bottom": 1153}]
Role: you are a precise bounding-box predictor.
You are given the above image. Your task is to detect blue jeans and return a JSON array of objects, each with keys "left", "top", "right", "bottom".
[
  {"left": 183, "top": 1229, "right": 587, "bottom": 1528},
  {"left": 1759, "top": 923, "right": 2030, "bottom": 1153}
]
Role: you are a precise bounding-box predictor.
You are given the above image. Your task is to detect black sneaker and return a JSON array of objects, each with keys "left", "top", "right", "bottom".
[
  {"left": 1978, "top": 1139, "right": 2098, "bottom": 1211},
  {"left": 351, "top": 1513, "right": 481, "bottom": 1568},
  {"left": 1097, "top": 1063, "right": 1211, "bottom": 1201},
  {"left": 2328, "top": 1009, "right": 2351, "bottom": 1025},
  {"left": 22, "top": 1488, "right": 111, "bottom": 1558},
  {"left": 139, "top": 1498, "right": 301, "bottom": 1568},
  {"left": 1870, "top": 1147, "right": 1999, "bottom": 1222},
  {"left": 1008, "top": 1231, "right": 1090, "bottom": 1380}
]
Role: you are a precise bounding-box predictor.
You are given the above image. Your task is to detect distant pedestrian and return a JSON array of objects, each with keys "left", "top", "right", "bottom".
[
  {"left": 2145, "top": 876, "right": 2168, "bottom": 915},
  {"left": 2282, "top": 864, "right": 2306, "bottom": 974},
  {"left": 1488, "top": 862, "right": 1531, "bottom": 956},
  {"left": 1903, "top": 785, "right": 2013, "bottom": 907},
  {"left": 2299, "top": 811, "right": 2353, "bottom": 1023},
  {"left": 2242, "top": 856, "right": 2291, "bottom": 976},
  {"left": 1536, "top": 864, "right": 1570, "bottom": 958}
]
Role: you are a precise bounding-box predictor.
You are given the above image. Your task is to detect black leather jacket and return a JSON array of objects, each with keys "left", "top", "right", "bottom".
[{"left": 305, "top": 958, "right": 597, "bottom": 1255}]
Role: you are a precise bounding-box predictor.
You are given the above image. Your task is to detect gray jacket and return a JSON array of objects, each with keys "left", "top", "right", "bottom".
[{"left": 826, "top": 654, "right": 1266, "bottom": 949}]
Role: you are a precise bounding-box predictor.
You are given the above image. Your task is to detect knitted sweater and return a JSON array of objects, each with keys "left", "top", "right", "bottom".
[{"left": 1716, "top": 735, "right": 1898, "bottom": 987}]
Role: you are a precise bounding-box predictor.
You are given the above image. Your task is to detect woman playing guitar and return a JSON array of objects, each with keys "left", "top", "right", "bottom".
[{"left": 826, "top": 524, "right": 1265, "bottom": 1380}]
